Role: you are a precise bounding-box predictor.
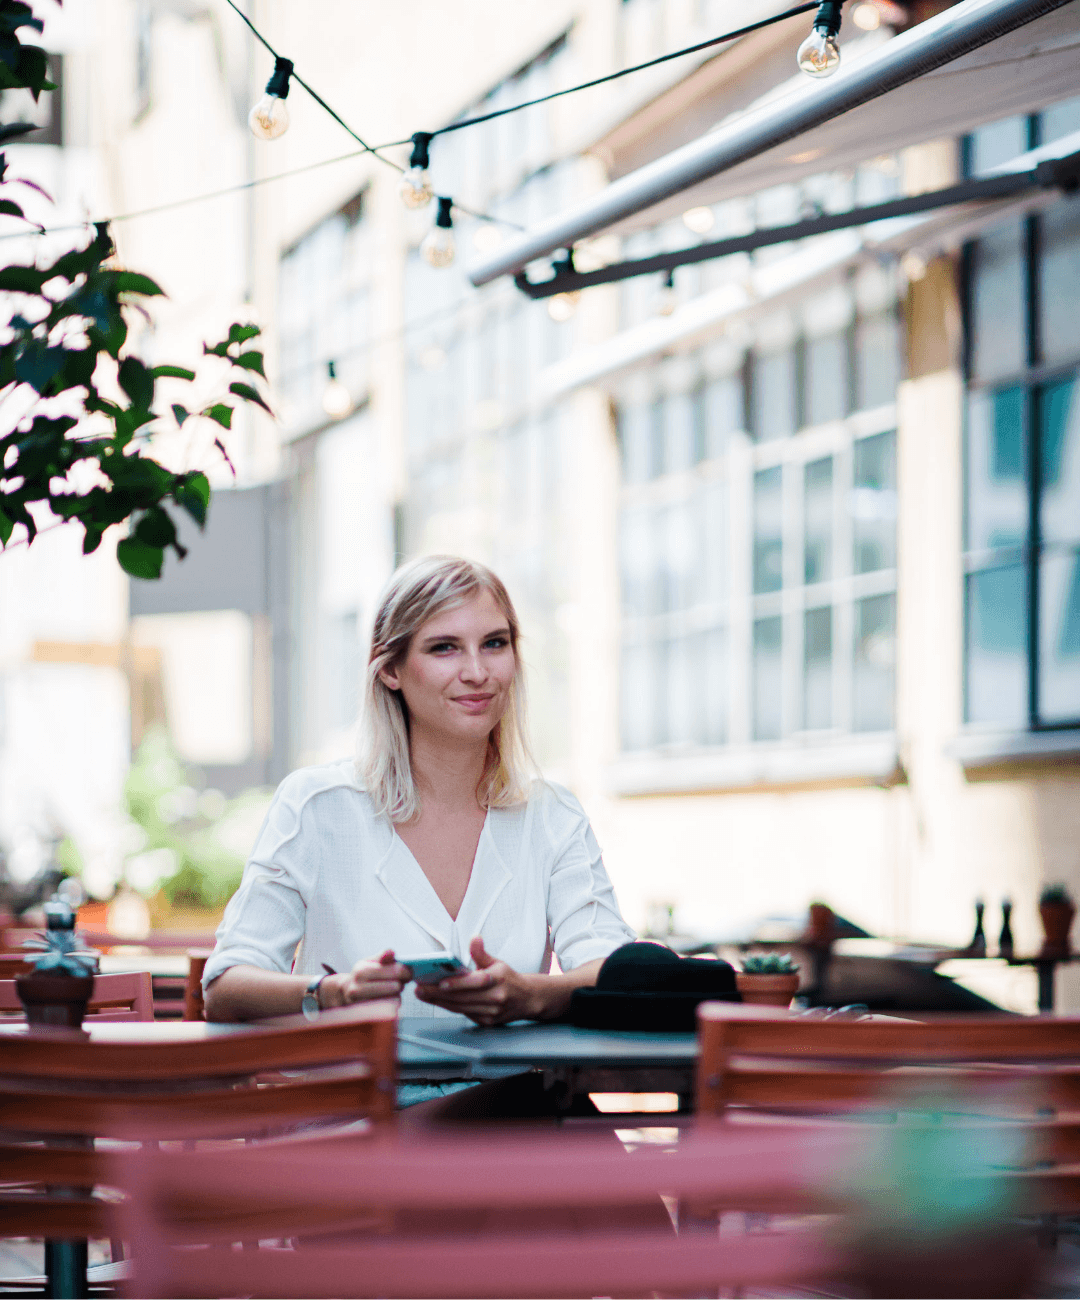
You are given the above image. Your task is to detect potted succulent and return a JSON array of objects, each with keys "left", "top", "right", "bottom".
[
  {"left": 1039, "top": 883, "right": 1075, "bottom": 957},
  {"left": 736, "top": 953, "right": 801, "bottom": 1007},
  {"left": 16, "top": 897, "right": 98, "bottom": 1028}
]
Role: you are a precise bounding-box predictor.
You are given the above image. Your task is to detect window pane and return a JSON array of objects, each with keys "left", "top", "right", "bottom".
[
  {"left": 970, "top": 220, "right": 1025, "bottom": 382},
  {"left": 1039, "top": 549, "right": 1080, "bottom": 723},
  {"left": 965, "top": 566, "right": 1028, "bottom": 725},
  {"left": 968, "top": 116, "right": 1027, "bottom": 175},
  {"left": 619, "top": 403, "right": 652, "bottom": 485},
  {"left": 620, "top": 505, "right": 656, "bottom": 618},
  {"left": 752, "top": 350, "right": 795, "bottom": 441},
  {"left": 659, "top": 500, "right": 699, "bottom": 613},
  {"left": 804, "top": 456, "right": 833, "bottom": 585},
  {"left": 1038, "top": 197, "right": 1080, "bottom": 369},
  {"left": 620, "top": 640, "right": 652, "bottom": 750},
  {"left": 664, "top": 391, "right": 696, "bottom": 475},
  {"left": 1040, "top": 378, "right": 1080, "bottom": 547},
  {"left": 1040, "top": 97, "right": 1080, "bottom": 145},
  {"left": 804, "top": 606, "right": 832, "bottom": 730},
  {"left": 753, "top": 466, "right": 784, "bottom": 593},
  {"left": 805, "top": 333, "right": 848, "bottom": 426},
  {"left": 703, "top": 626, "right": 727, "bottom": 746},
  {"left": 666, "top": 635, "right": 696, "bottom": 746},
  {"left": 701, "top": 373, "right": 741, "bottom": 461},
  {"left": 966, "top": 387, "right": 1028, "bottom": 552},
  {"left": 753, "top": 616, "right": 783, "bottom": 740},
  {"left": 853, "top": 593, "right": 895, "bottom": 732},
  {"left": 702, "top": 480, "right": 726, "bottom": 606},
  {"left": 857, "top": 311, "right": 900, "bottom": 410},
  {"left": 852, "top": 431, "right": 897, "bottom": 574}
]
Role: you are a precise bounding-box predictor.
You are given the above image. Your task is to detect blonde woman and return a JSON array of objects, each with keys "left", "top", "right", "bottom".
[{"left": 203, "top": 555, "right": 635, "bottom": 1026}]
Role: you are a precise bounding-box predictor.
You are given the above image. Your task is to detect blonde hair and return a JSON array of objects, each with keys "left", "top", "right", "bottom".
[{"left": 358, "top": 555, "right": 534, "bottom": 822}]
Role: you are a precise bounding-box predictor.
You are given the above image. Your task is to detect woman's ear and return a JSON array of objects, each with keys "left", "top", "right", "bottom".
[{"left": 377, "top": 665, "right": 401, "bottom": 692}]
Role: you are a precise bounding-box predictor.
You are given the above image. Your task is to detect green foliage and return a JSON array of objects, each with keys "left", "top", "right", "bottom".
[
  {"left": 1040, "top": 882, "right": 1073, "bottom": 906},
  {"left": 123, "top": 728, "right": 264, "bottom": 911},
  {"left": 20, "top": 927, "right": 95, "bottom": 978},
  {"left": 0, "top": 0, "right": 273, "bottom": 577},
  {"left": 741, "top": 952, "right": 799, "bottom": 975}
]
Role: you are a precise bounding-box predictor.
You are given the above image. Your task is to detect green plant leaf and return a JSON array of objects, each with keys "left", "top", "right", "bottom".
[
  {"left": 231, "top": 351, "right": 266, "bottom": 377},
  {"left": 114, "top": 271, "right": 165, "bottom": 297},
  {"left": 0, "top": 197, "right": 24, "bottom": 218},
  {"left": 133, "top": 505, "right": 177, "bottom": 549},
  {"left": 118, "top": 356, "right": 154, "bottom": 409},
  {"left": 202, "top": 403, "right": 232, "bottom": 429},
  {"left": 117, "top": 536, "right": 164, "bottom": 580},
  {"left": 174, "top": 471, "right": 210, "bottom": 526},
  {"left": 202, "top": 340, "right": 231, "bottom": 359},
  {"left": 0, "top": 122, "right": 38, "bottom": 143},
  {"left": 229, "top": 381, "right": 272, "bottom": 414},
  {"left": 0, "top": 264, "right": 45, "bottom": 293},
  {"left": 171, "top": 403, "right": 188, "bottom": 427},
  {"left": 227, "top": 323, "right": 260, "bottom": 345},
  {"left": 153, "top": 365, "right": 196, "bottom": 381},
  {"left": 0, "top": 504, "right": 12, "bottom": 546}
]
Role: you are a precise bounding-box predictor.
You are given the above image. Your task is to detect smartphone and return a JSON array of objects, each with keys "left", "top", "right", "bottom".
[{"left": 399, "top": 952, "right": 468, "bottom": 984}]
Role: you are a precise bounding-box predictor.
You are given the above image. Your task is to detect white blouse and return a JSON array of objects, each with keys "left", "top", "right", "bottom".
[{"left": 203, "top": 759, "right": 636, "bottom": 1021}]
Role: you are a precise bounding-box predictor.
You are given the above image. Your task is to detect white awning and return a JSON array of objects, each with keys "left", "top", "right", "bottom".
[{"left": 470, "top": 0, "right": 1080, "bottom": 285}]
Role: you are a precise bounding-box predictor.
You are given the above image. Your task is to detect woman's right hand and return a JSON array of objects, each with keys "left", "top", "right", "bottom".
[{"left": 320, "top": 949, "right": 410, "bottom": 1008}]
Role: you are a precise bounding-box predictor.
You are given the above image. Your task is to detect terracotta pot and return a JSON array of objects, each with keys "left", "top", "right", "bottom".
[
  {"left": 736, "top": 972, "right": 800, "bottom": 1008},
  {"left": 1039, "top": 900, "right": 1075, "bottom": 956},
  {"left": 15, "top": 974, "right": 94, "bottom": 1028}
]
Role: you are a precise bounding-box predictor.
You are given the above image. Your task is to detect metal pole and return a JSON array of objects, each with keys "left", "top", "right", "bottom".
[{"left": 469, "top": 0, "right": 1075, "bottom": 286}]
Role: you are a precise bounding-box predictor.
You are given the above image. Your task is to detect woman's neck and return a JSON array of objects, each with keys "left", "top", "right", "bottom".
[{"left": 408, "top": 726, "right": 489, "bottom": 812}]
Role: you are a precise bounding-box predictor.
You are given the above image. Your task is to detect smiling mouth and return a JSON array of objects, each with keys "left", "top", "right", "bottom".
[{"left": 454, "top": 694, "right": 495, "bottom": 704}]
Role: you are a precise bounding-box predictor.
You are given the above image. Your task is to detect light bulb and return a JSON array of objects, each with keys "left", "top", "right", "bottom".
[
  {"left": 547, "top": 292, "right": 579, "bottom": 322},
  {"left": 249, "top": 57, "right": 293, "bottom": 140},
  {"left": 851, "top": 1, "right": 881, "bottom": 29},
  {"left": 400, "top": 166, "right": 433, "bottom": 209},
  {"left": 654, "top": 270, "right": 678, "bottom": 317},
  {"left": 797, "top": 27, "right": 841, "bottom": 76},
  {"left": 682, "top": 206, "right": 715, "bottom": 235},
  {"left": 421, "top": 197, "right": 456, "bottom": 268},
  {"left": 400, "top": 131, "right": 434, "bottom": 210},
  {"left": 322, "top": 361, "right": 351, "bottom": 418}
]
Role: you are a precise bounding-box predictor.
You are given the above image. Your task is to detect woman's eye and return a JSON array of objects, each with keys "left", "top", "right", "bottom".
[
  {"left": 429, "top": 642, "right": 456, "bottom": 654},
  {"left": 484, "top": 637, "right": 509, "bottom": 649}
]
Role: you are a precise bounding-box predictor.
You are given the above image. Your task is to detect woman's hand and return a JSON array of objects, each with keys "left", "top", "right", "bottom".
[
  {"left": 413, "top": 937, "right": 550, "bottom": 1025},
  {"left": 320, "top": 949, "right": 410, "bottom": 1009}
]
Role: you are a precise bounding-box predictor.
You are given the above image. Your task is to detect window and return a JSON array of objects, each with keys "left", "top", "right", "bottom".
[
  {"left": 617, "top": 267, "right": 899, "bottom": 754},
  {"left": 962, "top": 100, "right": 1080, "bottom": 730},
  {"left": 278, "top": 192, "right": 371, "bottom": 427}
]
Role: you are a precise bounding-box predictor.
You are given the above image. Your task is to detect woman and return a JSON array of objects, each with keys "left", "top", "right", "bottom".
[{"left": 203, "top": 555, "right": 635, "bottom": 1025}]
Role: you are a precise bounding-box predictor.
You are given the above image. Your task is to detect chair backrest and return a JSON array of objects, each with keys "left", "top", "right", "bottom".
[
  {"left": 0, "top": 1001, "right": 398, "bottom": 1139},
  {"left": 79, "top": 928, "right": 218, "bottom": 953},
  {"left": 696, "top": 1003, "right": 1080, "bottom": 1117},
  {"left": 113, "top": 1125, "right": 851, "bottom": 1299},
  {"left": 183, "top": 948, "right": 212, "bottom": 1021},
  {"left": 0, "top": 969, "right": 154, "bottom": 1022}
]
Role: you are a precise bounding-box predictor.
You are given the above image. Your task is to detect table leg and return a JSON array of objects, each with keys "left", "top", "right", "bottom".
[
  {"left": 44, "top": 1239, "right": 88, "bottom": 1299},
  {"left": 1036, "top": 961, "right": 1056, "bottom": 1013}
]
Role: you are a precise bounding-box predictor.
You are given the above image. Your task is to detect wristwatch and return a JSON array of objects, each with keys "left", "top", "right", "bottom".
[{"left": 301, "top": 973, "right": 328, "bottom": 1022}]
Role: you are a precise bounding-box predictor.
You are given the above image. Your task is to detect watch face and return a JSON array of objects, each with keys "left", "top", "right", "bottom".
[{"left": 301, "top": 990, "right": 319, "bottom": 1021}]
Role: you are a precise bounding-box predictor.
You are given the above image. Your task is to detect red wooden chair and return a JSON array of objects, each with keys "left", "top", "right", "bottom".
[{"left": 0, "top": 969, "right": 154, "bottom": 1022}]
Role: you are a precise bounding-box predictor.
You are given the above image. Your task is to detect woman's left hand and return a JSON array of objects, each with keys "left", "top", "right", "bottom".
[{"left": 413, "top": 936, "right": 544, "bottom": 1026}]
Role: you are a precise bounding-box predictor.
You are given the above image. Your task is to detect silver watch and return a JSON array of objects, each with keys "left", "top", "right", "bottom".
[{"left": 301, "top": 974, "right": 327, "bottom": 1021}]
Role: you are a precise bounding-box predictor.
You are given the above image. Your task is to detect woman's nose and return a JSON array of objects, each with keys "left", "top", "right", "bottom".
[{"left": 460, "top": 649, "right": 486, "bottom": 681}]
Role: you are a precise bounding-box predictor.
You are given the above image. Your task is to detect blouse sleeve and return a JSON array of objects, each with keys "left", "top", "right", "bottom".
[
  {"left": 202, "top": 772, "right": 322, "bottom": 988},
  {"left": 542, "top": 785, "right": 637, "bottom": 971}
]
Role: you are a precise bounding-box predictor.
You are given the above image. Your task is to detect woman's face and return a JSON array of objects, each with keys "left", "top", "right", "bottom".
[{"left": 379, "top": 588, "right": 517, "bottom": 746}]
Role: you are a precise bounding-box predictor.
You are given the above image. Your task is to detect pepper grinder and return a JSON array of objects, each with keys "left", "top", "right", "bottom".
[
  {"left": 968, "top": 898, "right": 987, "bottom": 957},
  {"left": 998, "top": 898, "right": 1014, "bottom": 960}
]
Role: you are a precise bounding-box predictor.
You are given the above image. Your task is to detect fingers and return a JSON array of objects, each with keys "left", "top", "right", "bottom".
[
  {"left": 343, "top": 978, "right": 408, "bottom": 1002},
  {"left": 434, "top": 967, "right": 498, "bottom": 992},
  {"left": 470, "top": 935, "right": 496, "bottom": 969}
]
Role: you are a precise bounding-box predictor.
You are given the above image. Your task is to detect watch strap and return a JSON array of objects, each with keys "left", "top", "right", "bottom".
[{"left": 301, "top": 973, "right": 328, "bottom": 1021}]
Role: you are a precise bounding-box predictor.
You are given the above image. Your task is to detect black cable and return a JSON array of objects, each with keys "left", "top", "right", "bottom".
[{"left": 374, "top": 0, "right": 820, "bottom": 149}]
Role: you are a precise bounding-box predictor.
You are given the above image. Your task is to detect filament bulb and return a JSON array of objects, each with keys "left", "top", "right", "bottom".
[
  {"left": 421, "top": 197, "right": 456, "bottom": 268},
  {"left": 401, "top": 131, "right": 434, "bottom": 210},
  {"left": 322, "top": 361, "right": 351, "bottom": 419},
  {"left": 797, "top": 27, "right": 841, "bottom": 76},
  {"left": 249, "top": 57, "right": 293, "bottom": 140},
  {"left": 400, "top": 166, "right": 433, "bottom": 209}
]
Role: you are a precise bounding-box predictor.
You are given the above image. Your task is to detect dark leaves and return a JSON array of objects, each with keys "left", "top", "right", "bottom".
[
  {"left": 0, "top": 196, "right": 23, "bottom": 218},
  {"left": 229, "top": 380, "right": 272, "bottom": 414},
  {"left": 118, "top": 356, "right": 154, "bottom": 410},
  {"left": 116, "top": 536, "right": 164, "bottom": 580},
  {"left": 202, "top": 403, "right": 232, "bottom": 429},
  {"left": 231, "top": 350, "right": 266, "bottom": 377},
  {"left": 154, "top": 365, "right": 196, "bottom": 381},
  {"left": 174, "top": 472, "right": 209, "bottom": 527}
]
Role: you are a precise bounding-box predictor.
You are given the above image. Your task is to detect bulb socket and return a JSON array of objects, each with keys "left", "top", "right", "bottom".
[
  {"left": 434, "top": 196, "right": 454, "bottom": 229},
  {"left": 813, "top": 0, "right": 843, "bottom": 36},
  {"left": 265, "top": 56, "right": 293, "bottom": 100},
  {"left": 409, "top": 131, "right": 433, "bottom": 171}
]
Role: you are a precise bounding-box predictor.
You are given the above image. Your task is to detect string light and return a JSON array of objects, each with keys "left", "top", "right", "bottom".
[
  {"left": 654, "top": 268, "right": 678, "bottom": 317},
  {"left": 421, "top": 198, "right": 456, "bottom": 268},
  {"left": 322, "top": 360, "right": 351, "bottom": 418},
  {"left": 249, "top": 57, "right": 293, "bottom": 140},
  {"left": 399, "top": 132, "right": 434, "bottom": 209},
  {"left": 797, "top": 0, "right": 843, "bottom": 78},
  {"left": 545, "top": 250, "right": 581, "bottom": 321},
  {"left": 682, "top": 206, "right": 715, "bottom": 235}
]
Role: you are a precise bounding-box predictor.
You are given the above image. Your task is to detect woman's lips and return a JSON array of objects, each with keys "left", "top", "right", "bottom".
[{"left": 453, "top": 693, "right": 495, "bottom": 710}]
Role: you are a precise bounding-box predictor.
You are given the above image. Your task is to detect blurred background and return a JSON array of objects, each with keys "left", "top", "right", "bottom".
[{"left": 0, "top": 0, "right": 1078, "bottom": 1008}]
